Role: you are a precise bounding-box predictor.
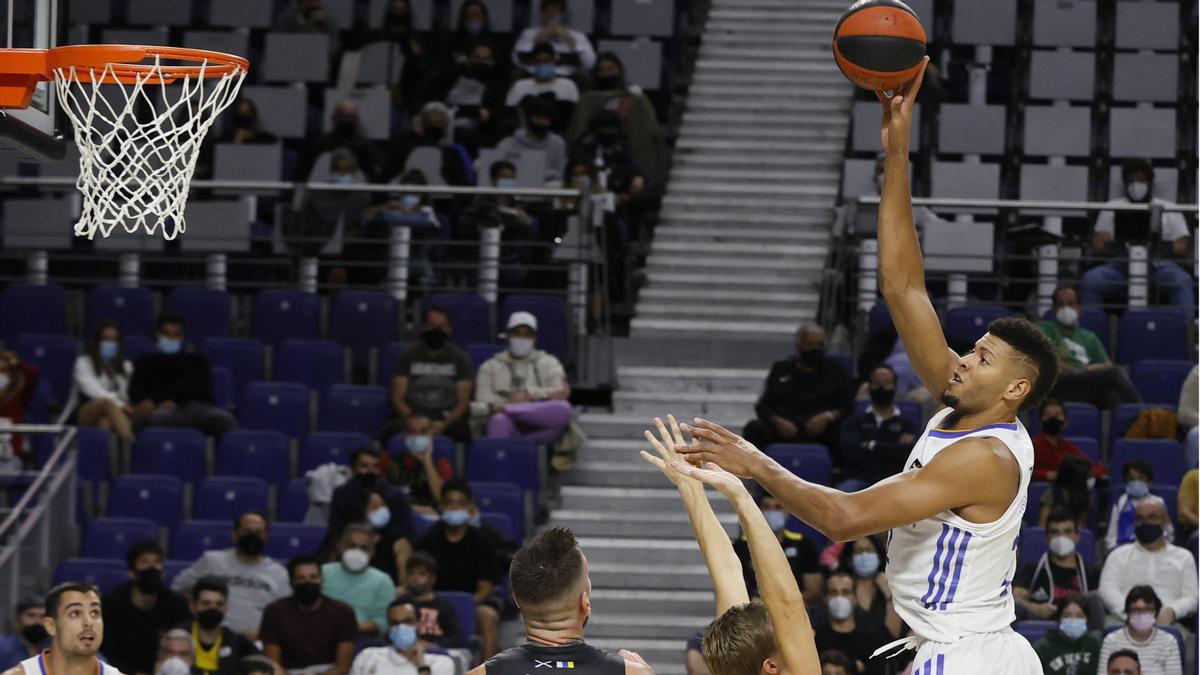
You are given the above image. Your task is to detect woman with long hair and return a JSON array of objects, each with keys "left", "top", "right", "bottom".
[
  {"left": 836, "top": 535, "right": 902, "bottom": 637},
  {"left": 73, "top": 320, "right": 135, "bottom": 440},
  {"left": 1039, "top": 455, "right": 1093, "bottom": 530}
]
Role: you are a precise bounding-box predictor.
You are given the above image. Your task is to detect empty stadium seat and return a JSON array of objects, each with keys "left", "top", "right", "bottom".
[
  {"left": 498, "top": 295, "right": 568, "bottom": 360},
  {"left": 330, "top": 291, "right": 398, "bottom": 367},
  {"left": 422, "top": 294, "right": 492, "bottom": 349},
  {"left": 1117, "top": 310, "right": 1189, "bottom": 365},
  {"left": 1018, "top": 527, "right": 1096, "bottom": 566},
  {"left": 300, "top": 432, "right": 371, "bottom": 473},
  {"left": 170, "top": 520, "right": 231, "bottom": 561},
  {"left": 204, "top": 338, "right": 265, "bottom": 403},
  {"left": 467, "top": 439, "right": 540, "bottom": 494},
  {"left": 610, "top": 0, "right": 671, "bottom": 36},
  {"left": 208, "top": 0, "right": 272, "bottom": 26},
  {"left": 1032, "top": 0, "right": 1096, "bottom": 48},
  {"left": 930, "top": 161, "right": 1000, "bottom": 199},
  {"left": 131, "top": 428, "right": 206, "bottom": 484},
  {"left": 14, "top": 334, "right": 77, "bottom": 404},
  {"left": 74, "top": 426, "right": 114, "bottom": 484},
  {"left": 278, "top": 479, "right": 310, "bottom": 522},
  {"left": 216, "top": 430, "right": 290, "bottom": 487},
  {"left": 1111, "top": 439, "right": 1185, "bottom": 489},
  {"left": 467, "top": 343, "right": 505, "bottom": 372},
  {"left": 86, "top": 286, "right": 155, "bottom": 338},
  {"left": 783, "top": 515, "right": 828, "bottom": 552},
  {"left": 378, "top": 341, "right": 408, "bottom": 388},
  {"left": 83, "top": 517, "right": 159, "bottom": 558},
  {"left": 123, "top": 335, "right": 156, "bottom": 362},
  {"left": 239, "top": 86, "right": 309, "bottom": 139},
  {"left": 471, "top": 481, "right": 525, "bottom": 541},
  {"left": 265, "top": 523, "right": 324, "bottom": 560},
  {"left": 1131, "top": 360, "right": 1193, "bottom": 406},
  {"left": 275, "top": 340, "right": 344, "bottom": 394},
  {"left": 183, "top": 29, "right": 251, "bottom": 59},
  {"left": 1065, "top": 437, "right": 1101, "bottom": 463},
  {"left": 765, "top": 444, "right": 832, "bottom": 487},
  {"left": 951, "top": 0, "right": 1017, "bottom": 45},
  {"left": 1019, "top": 164, "right": 1089, "bottom": 202},
  {"left": 262, "top": 33, "right": 331, "bottom": 83},
  {"left": 319, "top": 385, "right": 388, "bottom": 435},
  {"left": 1028, "top": 50, "right": 1095, "bottom": 102},
  {"left": 943, "top": 305, "right": 1011, "bottom": 352},
  {"left": 1115, "top": 0, "right": 1180, "bottom": 50},
  {"left": 240, "top": 382, "right": 311, "bottom": 441},
  {"left": 126, "top": 0, "right": 192, "bottom": 24},
  {"left": 1023, "top": 106, "right": 1092, "bottom": 158},
  {"left": 1110, "top": 108, "right": 1176, "bottom": 159},
  {"left": 480, "top": 512, "right": 517, "bottom": 543},
  {"left": 253, "top": 290, "right": 321, "bottom": 349},
  {"left": 939, "top": 104, "right": 1006, "bottom": 155},
  {"left": 165, "top": 288, "right": 231, "bottom": 349},
  {"left": 438, "top": 592, "right": 477, "bottom": 647},
  {"left": 1, "top": 284, "right": 66, "bottom": 342},
  {"left": 214, "top": 143, "right": 284, "bottom": 183},
  {"left": 109, "top": 475, "right": 184, "bottom": 528},
  {"left": 53, "top": 558, "right": 127, "bottom": 594},
  {"left": 1111, "top": 403, "right": 1160, "bottom": 441},
  {"left": 194, "top": 477, "right": 270, "bottom": 522},
  {"left": 210, "top": 367, "right": 235, "bottom": 410},
  {"left": 1113, "top": 53, "right": 1179, "bottom": 104}
]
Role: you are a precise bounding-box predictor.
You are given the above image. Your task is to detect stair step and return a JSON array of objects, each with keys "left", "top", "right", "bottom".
[
  {"left": 651, "top": 239, "right": 828, "bottom": 256},
  {"left": 552, "top": 508, "right": 737, "bottom": 539},
  {"left": 668, "top": 181, "right": 838, "bottom": 197},
  {"left": 578, "top": 413, "right": 740, "bottom": 443},
  {"left": 679, "top": 123, "right": 847, "bottom": 140},
  {"left": 699, "top": 46, "right": 833, "bottom": 60},
  {"left": 671, "top": 153, "right": 843, "bottom": 169},
  {"left": 695, "top": 59, "right": 847, "bottom": 74},
  {"left": 590, "top": 588, "right": 718, "bottom": 617},
  {"left": 663, "top": 193, "right": 837, "bottom": 212},
  {"left": 675, "top": 137, "right": 844, "bottom": 153},
  {"left": 578, "top": 537, "right": 707, "bottom": 566},
  {"left": 645, "top": 271, "right": 812, "bottom": 289},
  {"left": 560, "top": 485, "right": 735, "bottom": 513},
  {"left": 704, "top": 21, "right": 843, "bottom": 35},
  {"left": 668, "top": 167, "right": 840, "bottom": 185},
  {"left": 685, "top": 98, "right": 847, "bottom": 113},
  {"left": 574, "top": 438, "right": 652, "bottom": 464},
  {"left": 637, "top": 303, "right": 814, "bottom": 322},
  {"left": 653, "top": 229, "right": 829, "bottom": 246},
  {"left": 613, "top": 390, "right": 756, "bottom": 419},
  {"left": 580, "top": 612, "right": 712, "bottom": 640},
  {"left": 617, "top": 365, "right": 769, "bottom": 395},
  {"left": 563, "top": 460, "right": 676, "bottom": 488},
  {"left": 682, "top": 110, "right": 847, "bottom": 126},
  {"left": 688, "top": 83, "right": 849, "bottom": 100},
  {"left": 637, "top": 286, "right": 819, "bottom": 304},
  {"left": 647, "top": 256, "right": 824, "bottom": 275},
  {"left": 631, "top": 317, "right": 802, "bottom": 338},
  {"left": 587, "top": 561, "right": 717, "bottom": 591}
]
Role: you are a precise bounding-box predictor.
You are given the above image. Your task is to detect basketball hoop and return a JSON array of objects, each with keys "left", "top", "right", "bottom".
[{"left": 0, "top": 45, "right": 249, "bottom": 239}]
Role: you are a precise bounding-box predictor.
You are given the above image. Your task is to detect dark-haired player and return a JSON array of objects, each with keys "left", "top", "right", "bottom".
[
  {"left": 468, "top": 528, "right": 654, "bottom": 675},
  {"left": 678, "top": 57, "right": 1057, "bottom": 673},
  {"left": 3, "top": 582, "right": 123, "bottom": 675}
]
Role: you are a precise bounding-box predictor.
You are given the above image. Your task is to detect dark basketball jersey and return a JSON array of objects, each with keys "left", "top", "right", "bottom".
[{"left": 483, "top": 642, "right": 625, "bottom": 675}]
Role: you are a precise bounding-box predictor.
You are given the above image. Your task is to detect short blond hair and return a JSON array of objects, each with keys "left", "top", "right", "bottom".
[{"left": 700, "top": 602, "right": 775, "bottom": 675}]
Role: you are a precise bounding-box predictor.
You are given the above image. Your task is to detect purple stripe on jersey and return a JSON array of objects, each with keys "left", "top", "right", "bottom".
[
  {"left": 919, "top": 524, "right": 951, "bottom": 605},
  {"left": 937, "top": 655, "right": 945, "bottom": 674},
  {"left": 940, "top": 530, "right": 973, "bottom": 610},
  {"left": 921, "top": 660, "right": 931, "bottom": 675},
  {"left": 927, "top": 527, "right": 962, "bottom": 608},
  {"left": 927, "top": 422, "right": 1019, "bottom": 439}
]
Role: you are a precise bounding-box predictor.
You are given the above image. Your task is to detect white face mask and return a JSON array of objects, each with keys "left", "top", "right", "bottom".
[
  {"left": 342, "top": 548, "right": 370, "bottom": 573},
  {"left": 827, "top": 595, "right": 853, "bottom": 621},
  {"left": 158, "top": 657, "right": 190, "bottom": 675},
  {"left": 509, "top": 337, "right": 535, "bottom": 358},
  {"left": 1126, "top": 181, "right": 1149, "bottom": 202},
  {"left": 1048, "top": 535, "right": 1076, "bottom": 558},
  {"left": 0, "top": 373, "right": 9, "bottom": 390},
  {"left": 1055, "top": 306, "right": 1078, "bottom": 327}
]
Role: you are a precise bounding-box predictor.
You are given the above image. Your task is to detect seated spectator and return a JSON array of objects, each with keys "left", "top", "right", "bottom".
[
  {"left": 1099, "top": 499, "right": 1195, "bottom": 624},
  {"left": 0, "top": 599, "right": 49, "bottom": 669},
  {"left": 0, "top": 350, "right": 40, "bottom": 466},
  {"left": 128, "top": 312, "right": 237, "bottom": 438},
  {"left": 1034, "top": 594, "right": 1102, "bottom": 675},
  {"left": 100, "top": 541, "right": 192, "bottom": 675},
  {"left": 497, "top": 98, "right": 568, "bottom": 183},
  {"left": 1106, "top": 460, "right": 1162, "bottom": 551},
  {"left": 742, "top": 324, "right": 853, "bottom": 462},
  {"left": 1179, "top": 365, "right": 1197, "bottom": 471},
  {"left": 1082, "top": 158, "right": 1194, "bottom": 311},
  {"left": 813, "top": 569, "right": 890, "bottom": 675},
  {"left": 349, "top": 600, "right": 455, "bottom": 675},
  {"left": 1178, "top": 469, "right": 1197, "bottom": 542},
  {"left": 818, "top": 650, "right": 854, "bottom": 675},
  {"left": 419, "top": 40, "right": 509, "bottom": 151},
  {"left": 416, "top": 479, "right": 500, "bottom": 659},
  {"left": 397, "top": 553, "right": 462, "bottom": 648},
  {"left": 178, "top": 576, "right": 260, "bottom": 675},
  {"left": 153, "top": 628, "right": 195, "bottom": 675},
  {"left": 393, "top": 102, "right": 474, "bottom": 186},
  {"left": 171, "top": 512, "right": 291, "bottom": 639},
  {"left": 732, "top": 492, "right": 822, "bottom": 601},
  {"left": 475, "top": 312, "right": 573, "bottom": 447},
  {"left": 224, "top": 99, "right": 277, "bottom": 146},
  {"left": 442, "top": 0, "right": 510, "bottom": 64},
  {"left": 506, "top": 42, "right": 579, "bottom": 133},
  {"left": 260, "top": 556, "right": 357, "bottom": 675},
  {"left": 386, "top": 307, "right": 473, "bottom": 443},
  {"left": 381, "top": 416, "right": 450, "bottom": 516},
  {"left": 1098, "top": 587, "right": 1182, "bottom": 675},
  {"left": 1014, "top": 508, "right": 1102, "bottom": 624},
  {"left": 295, "top": 101, "right": 385, "bottom": 181},
  {"left": 837, "top": 365, "right": 916, "bottom": 492},
  {"left": 1039, "top": 455, "right": 1093, "bottom": 530},
  {"left": 351, "top": 0, "right": 426, "bottom": 109},
  {"left": 286, "top": 148, "right": 371, "bottom": 260},
  {"left": 273, "top": 0, "right": 340, "bottom": 54},
  {"left": 348, "top": 169, "right": 447, "bottom": 288},
  {"left": 1032, "top": 399, "right": 1108, "bottom": 482},
  {"left": 324, "top": 445, "right": 416, "bottom": 584},
  {"left": 74, "top": 320, "right": 135, "bottom": 441},
  {"left": 457, "top": 161, "right": 539, "bottom": 288},
  {"left": 511, "top": 0, "right": 595, "bottom": 76},
  {"left": 836, "top": 536, "right": 900, "bottom": 638},
  {"left": 322, "top": 523, "right": 396, "bottom": 636},
  {"left": 1038, "top": 286, "right": 1141, "bottom": 409},
  {"left": 1106, "top": 650, "right": 1142, "bottom": 675}
]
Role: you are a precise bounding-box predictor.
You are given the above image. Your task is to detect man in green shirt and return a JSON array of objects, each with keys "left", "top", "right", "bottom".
[
  {"left": 322, "top": 523, "right": 397, "bottom": 636},
  {"left": 1037, "top": 286, "right": 1141, "bottom": 409}
]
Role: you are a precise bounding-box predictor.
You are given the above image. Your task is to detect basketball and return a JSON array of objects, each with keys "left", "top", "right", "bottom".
[{"left": 832, "top": 0, "right": 927, "bottom": 91}]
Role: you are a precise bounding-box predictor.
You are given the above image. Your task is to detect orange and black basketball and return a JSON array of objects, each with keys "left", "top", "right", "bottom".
[{"left": 832, "top": 0, "right": 927, "bottom": 91}]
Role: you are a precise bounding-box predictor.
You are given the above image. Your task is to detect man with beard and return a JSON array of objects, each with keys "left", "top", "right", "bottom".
[
  {"left": 100, "top": 542, "right": 191, "bottom": 675},
  {"left": 3, "top": 583, "right": 123, "bottom": 675}
]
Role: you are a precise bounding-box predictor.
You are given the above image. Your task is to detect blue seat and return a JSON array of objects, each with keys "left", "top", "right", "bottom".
[
  {"left": 765, "top": 444, "right": 833, "bottom": 486},
  {"left": 1018, "top": 527, "right": 1096, "bottom": 566},
  {"left": 83, "top": 517, "right": 159, "bottom": 558},
  {"left": 253, "top": 289, "right": 321, "bottom": 349},
  {"left": 319, "top": 385, "right": 388, "bottom": 435},
  {"left": 170, "top": 519, "right": 231, "bottom": 561},
  {"left": 1131, "top": 359, "right": 1194, "bottom": 406},
  {"left": 240, "top": 382, "right": 310, "bottom": 441},
  {"left": 422, "top": 293, "right": 491, "bottom": 349},
  {"left": 1103, "top": 624, "right": 1185, "bottom": 669},
  {"left": 1111, "top": 439, "right": 1184, "bottom": 489},
  {"left": 1040, "top": 307, "right": 1110, "bottom": 352},
  {"left": 1111, "top": 403, "right": 1166, "bottom": 441},
  {"left": 52, "top": 558, "right": 127, "bottom": 593},
  {"left": 439, "top": 591, "right": 476, "bottom": 648},
  {"left": 299, "top": 432, "right": 370, "bottom": 473},
  {"left": 868, "top": 302, "right": 894, "bottom": 335},
  {"left": 210, "top": 367, "right": 235, "bottom": 410},
  {"left": 467, "top": 343, "right": 504, "bottom": 372},
  {"left": 166, "top": 288, "right": 231, "bottom": 349},
  {"left": 164, "top": 560, "right": 188, "bottom": 585},
  {"left": 75, "top": 426, "right": 113, "bottom": 483},
  {"left": 329, "top": 291, "right": 397, "bottom": 366},
  {"left": 385, "top": 434, "right": 457, "bottom": 472},
  {"left": 1027, "top": 402, "right": 1101, "bottom": 444},
  {"left": 480, "top": 511, "right": 517, "bottom": 543},
  {"left": 275, "top": 339, "right": 343, "bottom": 394},
  {"left": 1026, "top": 481, "right": 1052, "bottom": 525},
  {"left": 194, "top": 476, "right": 270, "bottom": 522},
  {"left": 1117, "top": 310, "right": 1189, "bottom": 365},
  {"left": 14, "top": 334, "right": 77, "bottom": 404},
  {"left": 264, "top": 522, "right": 324, "bottom": 560},
  {"left": 1014, "top": 620, "right": 1057, "bottom": 646},
  {"left": 278, "top": 479, "right": 309, "bottom": 521},
  {"left": 783, "top": 515, "right": 828, "bottom": 552},
  {"left": 944, "top": 305, "right": 1011, "bottom": 351},
  {"left": 413, "top": 512, "right": 438, "bottom": 538},
  {"left": 377, "top": 341, "right": 408, "bottom": 388},
  {"left": 203, "top": 338, "right": 265, "bottom": 404},
  {"left": 216, "top": 430, "right": 290, "bottom": 487},
  {"left": 471, "top": 481, "right": 524, "bottom": 541},
  {"left": 123, "top": 334, "right": 156, "bottom": 362},
  {"left": 86, "top": 286, "right": 155, "bottom": 339},
  {"left": 1064, "top": 437, "right": 1101, "bottom": 463},
  {"left": 467, "top": 439, "right": 539, "bottom": 494},
  {"left": 131, "top": 428, "right": 206, "bottom": 484},
  {"left": 1, "top": 283, "right": 66, "bottom": 343},
  {"left": 499, "top": 294, "right": 568, "bottom": 360},
  {"left": 109, "top": 474, "right": 184, "bottom": 528}
]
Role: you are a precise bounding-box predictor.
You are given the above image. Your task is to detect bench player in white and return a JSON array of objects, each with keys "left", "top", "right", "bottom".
[
  {"left": 677, "top": 58, "right": 1059, "bottom": 674},
  {"left": 4, "top": 583, "right": 124, "bottom": 675}
]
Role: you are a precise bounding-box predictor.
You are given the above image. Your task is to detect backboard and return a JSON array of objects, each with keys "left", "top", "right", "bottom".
[{"left": 0, "top": 0, "right": 66, "bottom": 159}]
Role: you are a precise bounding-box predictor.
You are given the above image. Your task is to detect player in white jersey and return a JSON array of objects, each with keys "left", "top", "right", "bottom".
[
  {"left": 677, "top": 58, "right": 1061, "bottom": 674},
  {"left": 5, "top": 582, "right": 123, "bottom": 675}
]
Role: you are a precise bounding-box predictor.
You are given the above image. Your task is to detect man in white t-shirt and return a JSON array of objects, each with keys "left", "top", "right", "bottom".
[
  {"left": 511, "top": 0, "right": 595, "bottom": 76},
  {"left": 1081, "top": 158, "right": 1193, "bottom": 310},
  {"left": 349, "top": 601, "right": 455, "bottom": 675},
  {"left": 505, "top": 42, "right": 578, "bottom": 132}
]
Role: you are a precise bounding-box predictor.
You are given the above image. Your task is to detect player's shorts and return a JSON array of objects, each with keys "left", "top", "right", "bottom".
[{"left": 909, "top": 628, "right": 1043, "bottom": 674}]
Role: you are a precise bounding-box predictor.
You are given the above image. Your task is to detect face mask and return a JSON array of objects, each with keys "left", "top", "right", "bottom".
[
  {"left": 1048, "top": 535, "right": 1076, "bottom": 558},
  {"left": 799, "top": 349, "right": 825, "bottom": 369},
  {"left": 1059, "top": 617, "right": 1088, "bottom": 640},
  {"left": 356, "top": 472, "right": 378, "bottom": 489},
  {"left": 542, "top": 14, "right": 563, "bottom": 27},
  {"left": 196, "top": 608, "right": 224, "bottom": 630},
  {"left": 330, "top": 174, "right": 356, "bottom": 184},
  {"left": 827, "top": 596, "right": 853, "bottom": 621},
  {"left": 407, "top": 582, "right": 431, "bottom": 597},
  {"left": 20, "top": 625, "right": 47, "bottom": 645},
  {"left": 233, "top": 114, "right": 256, "bottom": 129},
  {"left": 467, "top": 62, "right": 492, "bottom": 79},
  {"left": 236, "top": 533, "right": 265, "bottom": 557},
  {"left": 159, "top": 657, "right": 190, "bottom": 675},
  {"left": 422, "top": 329, "right": 448, "bottom": 350},
  {"left": 1041, "top": 417, "right": 1065, "bottom": 436},
  {"left": 342, "top": 548, "right": 371, "bottom": 573},
  {"left": 1055, "top": 306, "right": 1078, "bottom": 327},
  {"left": 405, "top": 435, "right": 431, "bottom": 455},
  {"left": 1126, "top": 481, "right": 1150, "bottom": 499},
  {"left": 0, "top": 373, "right": 9, "bottom": 390},
  {"left": 334, "top": 120, "right": 358, "bottom": 136},
  {"left": 135, "top": 567, "right": 163, "bottom": 594},
  {"left": 1087, "top": 476, "right": 1096, "bottom": 490},
  {"left": 527, "top": 122, "right": 551, "bottom": 137},
  {"left": 465, "top": 19, "right": 485, "bottom": 34},
  {"left": 594, "top": 75, "right": 620, "bottom": 89},
  {"left": 533, "top": 63, "right": 556, "bottom": 80},
  {"left": 1128, "top": 611, "right": 1156, "bottom": 632},
  {"left": 763, "top": 510, "right": 786, "bottom": 533},
  {"left": 292, "top": 581, "right": 321, "bottom": 606},
  {"left": 157, "top": 337, "right": 182, "bottom": 354},
  {"left": 424, "top": 125, "right": 446, "bottom": 142},
  {"left": 100, "top": 340, "right": 119, "bottom": 361},
  {"left": 389, "top": 623, "right": 419, "bottom": 651},
  {"left": 868, "top": 387, "right": 894, "bottom": 407},
  {"left": 509, "top": 337, "right": 535, "bottom": 358},
  {"left": 852, "top": 551, "right": 880, "bottom": 577},
  {"left": 401, "top": 194, "right": 421, "bottom": 210},
  {"left": 1134, "top": 523, "right": 1163, "bottom": 545},
  {"left": 496, "top": 178, "right": 519, "bottom": 190},
  {"left": 442, "top": 509, "right": 470, "bottom": 527},
  {"left": 368, "top": 507, "right": 392, "bottom": 529},
  {"left": 1126, "top": 181, "right": 1149, "bottom": 202}
]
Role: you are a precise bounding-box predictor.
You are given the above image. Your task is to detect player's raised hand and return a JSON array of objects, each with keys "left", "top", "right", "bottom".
[
  {"left": 676, "top": 418, "right": 768, "bottom": 478},
  {"left": 640, "top": 415, "right": 700, "bottom": 490},
  {"left": 667, "top": 459, "right": 750, "bottom": 502},
  {"left": 877, "top": 55, "right": 929, "bottom": 155}
]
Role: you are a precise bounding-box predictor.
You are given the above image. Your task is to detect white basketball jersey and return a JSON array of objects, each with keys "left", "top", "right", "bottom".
[
  {"left": 20, "top": 652, "right": 123, "bottom": 675},
  {"left": 884, "top": 407, "right": 1034, "bottom": 644}
]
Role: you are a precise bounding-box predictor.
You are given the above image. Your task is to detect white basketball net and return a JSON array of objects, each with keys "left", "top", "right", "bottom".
[{"left": 53, "top": 56, "right": 246, "bottom": 240}]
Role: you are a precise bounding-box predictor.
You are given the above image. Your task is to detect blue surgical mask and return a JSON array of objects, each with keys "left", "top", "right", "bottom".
[
  {"left": 1126, "top": 480, "right": 1150, "bottom": 499},
  {"left": 406, "top": 435, "right": 431, "bottom": 455},
  {"left": 157, "top": 337, "right": 182, "bottom": 354},
  {"left": 496, "top": 178, "right": 519, "bottom": 190},
  {"left": 852, "top": 551, "right": 880, "bottom": 578},
  {"left": 1059, "top": 617, "right": 1088, "bottom": 640},
  {"left": 402, "top": 194, "right": 421, "bottom": 210},
  {"left": 330, "top": 173, "right": 356, "bottom": 184},
  {"left": 763, "top": 510, "right": 786, "bottom": 533},
  {"left": 442, "top": 509, "right": 470, "bottom": 527},
  {"left": 388, "top": 623, "right": 418, "bottom": 651},
  {"left": 99, "top": 340, "right": 119, "bottom": 360},
  {"left": 533, "top": 63, "right": 556, "bottom": 80},
  {"left": 368, "top": 507, "right": 391, "bottom": 529}
]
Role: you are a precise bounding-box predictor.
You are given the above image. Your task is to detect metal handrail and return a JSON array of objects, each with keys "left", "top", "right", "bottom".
[{"left": 855, "top": 195, "right": 1199, "bottom": 213}]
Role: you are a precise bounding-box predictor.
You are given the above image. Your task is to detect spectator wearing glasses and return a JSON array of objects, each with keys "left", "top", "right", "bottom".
[
  {"left": 348, "top": 601, "right": 455, "bottom": 675},
  {"left": 1098, "top": 587, "right": 1181, "bottom": 675},
  {"left": 1099, "top": 500, "right": 1195, "bottom": 626}
]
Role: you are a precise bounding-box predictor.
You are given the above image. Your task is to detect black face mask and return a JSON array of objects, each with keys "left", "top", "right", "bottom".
[
  {"left": 798, "top": 349, "right": 825, "bottom": 369},
  {"left": 236, "top": 533, "right": 265, "bottom": 557},
  {"left": 135, "top": 567, "right": 163, "bottom": 594},
  {"left": 293, "top": 582, "right": 322, "bottom": 606},
  {"left": 21, "top": 625, "right": 47, "bottom": 646},
  {"left": 1134, "top": 523, "right": 1163, "bottom": 545},
  {"left": 467, "top": 63, "right": 493, "bottom": 79},
  {"left": 406, "top": 582, "right": 431, "bottom": 597},
  {"left": 422, "top": 329, "right": 448, "bottom": 350},
  {"left": 593, "top": 75, "right": 620, "bottom": 89},
  {"left": 1041, "top": 417, "right": 1065, "bottom": 436},
  {"left": 356, "top": 472, "right": 378, "bottom": 489},
  {"left": 196, "top": 608, "right": 224, "bottom": 631},
  {"left": 424, "top": 126, "right": 446, "bottom": 142},
  {"left": 527, "top": 122, "right": 551, "bottom": 137},
  {"left": 334, "top": 120, "right": 358, "bottom": 137},
  {"left": 869, "top": 387, "right": 895, "bottom": 407},
  {"left": 596, "top": 131, "right": 619, "bottom": 146},
  {"left": 233, "top": 114, "right": 256, "bottom": 130}
]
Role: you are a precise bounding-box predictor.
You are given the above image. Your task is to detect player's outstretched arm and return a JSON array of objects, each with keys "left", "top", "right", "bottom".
[
  {"left": 875, "top": 57, "right": 958, "bottom": 401},
  {"left": 641, "top": 415, "right": 749, "bottom": 615}
]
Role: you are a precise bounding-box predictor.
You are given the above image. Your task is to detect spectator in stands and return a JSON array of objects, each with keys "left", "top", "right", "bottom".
[
  {"left": 1098, "top": 587, "right": 1182, "bottom": 675},
  {"left": 498, "top": 98, "right": 568, "bottom": 183},
  {"left": 475, "top": 311, "right": 573, "bottom": 445},
  {"left": 818, "top": 650, "right": 854, "bottom": 675},
  {"left": 287, "top": 148, "right": 371, "bottom": 261},
  {"left": 733, "top": 492, "right": 822, "bottom": 601},
  {"left": 100, "top": 541, "right": 192, "bottom": 675},
  {"left": 261, "top": 556, "right": 357, "bottom": 675},
  {"left": 418, "top": 40, "right": 509, "bottom": 152},
  {"left": 1014, "top": 508, "right": 1102, "bottom": 623},
  {"left": 349, "top": 169, "right": 446, "bottom": 288},
  {"left": 322, "top": 523, "right": 396, "bottom": 636},
  {"left": 387, "top": 308, "right": 474, "bottom": 443},
  {"left": 0, "top": 599, "right": 49, "bottom": 668},
  {"left": 153, "top": 628, "right": 194, "bottom": 675},
  {"left": 1179, "top": 365, "right": 1197, "bottom": 471},
  {"left": 568, "top": 52, "right": 668, "bottom": 190},
  {"left": 128, "top": 312, "right": 237, "bottom": 438},
  {"left": 274, "top": 0, "right": 340, "bottom": 54},
  {"left": 382, "top": 416, "right": 450, "bottom": 516},
  {"left": 1106, "top": 460, "right": 1162, "bottom": 551},
  {"left": 349, "top": 0, "right": 427, "bottom": 111},
  {"left": 178, "top": 576, "right": 260, "bottom": 675},
  {"left": 813, "top": 569, "right": 890, "bottom": 675},
  {"left": 324, "top": 445, "right": 416, "bottom": 584},
  {"left": 1033, "top": 594, "right": 1102, "bottom": 675},
  {"left": 1039, "top": 455, "right": 1093, "bottom": 530},
  {"left": 456, "top": 160, "right": 539, "bottom": 288},
  {"left": 1082, "top": 159, "right": 1194, "bottom": 311},
  {"left": 835, "top": 536, "right": 900, "bottom": 638},
  {"left": 1106, "top": 650, "right": 1142, "bottom": 675},
  {"left": 416, "top": 479, "right": 500, "bottom": 659},
  {"left": 171, "top": 511, "right": 291, "bottom": 639},
  {"left": 1178, "top": 469, "right": 1197, "bottom": 542},
  {"left": 348, "top": 600, "right": 455, "bottom": 675},
  {"left": 506, "top": 42, "right": 579, "bottom": 133},
  {"left": 444, "top": 1, "right": 509, "bottom": 64},
  {"left": 1039, "top": 286, "right": 1140, "bottom": 409},
  {"left": 743, "top": 324, "right": 853, "bottom": 461},
  {"left": 512, "top": 0, "right": 595, "bottom": 76},
  {"left": 295, "top": 101, "right": 386, "bottom": 182},
  {"left": 1032, "top": 399, "right": 1108, "bottom": 482},
  {"left": 74, "top": 320, "right": 135, "bottom": 441},
  {"left": 1099, "top": 499, "right": 1195, "bottom": 624},
  {"left": 394, "top": 102, "right": 474, "bottom": 186},
  {"left": 397, "top": 553, "right": 462, "bottom": 648},
  {"left": 224, "top": 99, "right": 277, "bottom": 146},
  {"left": 0, "top": 350, "right": 40, "bottom": 466},
  {"left": 837, "top": 365, "right": 916, "bottom": 492}
]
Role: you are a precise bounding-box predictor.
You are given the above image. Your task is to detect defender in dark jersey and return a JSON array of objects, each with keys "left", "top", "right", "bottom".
[{"left": 470, "top": 528, "right": 654, "bottom": 675}]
